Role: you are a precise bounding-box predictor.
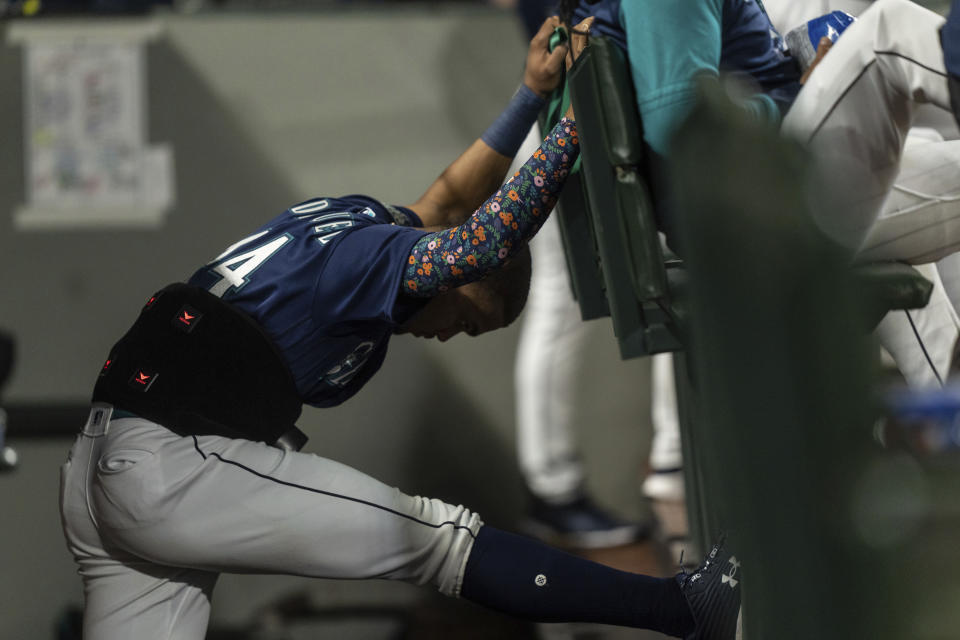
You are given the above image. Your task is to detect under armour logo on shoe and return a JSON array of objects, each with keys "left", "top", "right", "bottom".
[{"left": 721, "top": 557, "right": 741, "bottom": 588}]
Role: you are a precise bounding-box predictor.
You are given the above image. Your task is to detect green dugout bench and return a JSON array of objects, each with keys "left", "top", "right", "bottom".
[{"left": 561, "top": 35, "right": 933, "bottom": 360}]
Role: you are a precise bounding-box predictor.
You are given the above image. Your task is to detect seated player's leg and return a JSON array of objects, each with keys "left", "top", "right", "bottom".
[
  {"left": 874, "top": 263, "right": 960, "bottom": 387},
  {"left": 781, "top": 0, "right": 952, "bottom": 252},
  {"left": 859, "top": 136, "right": 960, "bottom": 264},
  {"left": 855, "top": 130, "right": 960, "bottom": 388},
  {"left": 936, "top": 252, "right": 960, "bottom": 361},
  {"left": 780, "top": 2, "right": 960, "bottom": 389}
]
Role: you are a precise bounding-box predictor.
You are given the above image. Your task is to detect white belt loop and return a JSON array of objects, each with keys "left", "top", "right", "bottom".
[{"left": 82, "top": 403, "right": 115, "bottom": 437}]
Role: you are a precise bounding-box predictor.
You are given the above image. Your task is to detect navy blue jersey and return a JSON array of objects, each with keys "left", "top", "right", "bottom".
[
  {"left": 573, "top": 0, "right": 801, "bottom": 153},
  {"left": 946, "top": 0, "right": 960, "bottom": 77},
  {"left": 572, "top": 0, "right": 628, "bottom": 50},
  {"left": 575, "top": 0, "right": 798, "bottom": 95},
  {"left": 189, "top": 195, "right": 428, "bottom": 408},
  {"left": 719, "top": 0, "right": 801, "bottom": 112}
]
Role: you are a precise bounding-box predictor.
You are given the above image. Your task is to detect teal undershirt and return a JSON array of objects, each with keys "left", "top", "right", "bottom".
[{"left": 618, "top": 0, "right": 779, "bottom": 156}]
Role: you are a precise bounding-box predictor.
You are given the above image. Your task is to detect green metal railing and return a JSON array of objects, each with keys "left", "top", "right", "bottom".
[{"left": 671, "top": 80, "right": 960, "bottom": 639}]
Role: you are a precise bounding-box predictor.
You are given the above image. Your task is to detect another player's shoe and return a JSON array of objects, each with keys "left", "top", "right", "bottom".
[
  {"left": 677, "top": 534, "right": 742, "bottom": 640},
  {"left": 643, "top": 467, "right": 694, "bottom": 569},
  {"left": 521, "top": 493, "right": 649, "bottom": 549}
]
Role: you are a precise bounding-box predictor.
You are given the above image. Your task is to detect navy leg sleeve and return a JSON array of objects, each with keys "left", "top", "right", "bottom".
[{"left": 460, "top": 526, "right": 693, "bottom": 637}]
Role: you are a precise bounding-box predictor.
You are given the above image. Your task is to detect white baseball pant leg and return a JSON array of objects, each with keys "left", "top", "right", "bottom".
[
  {"left": 866, "top": 133, "right": 960, "bottom": 386},
  {"left": 781, "top": 0, "right": 960, "bottom": 386},
  {"left": 642, "top": 353, "right": 684, "bottom": 501},
  {"left": 513, "top": 121, "right": 686, "bottom": 503},
  {"left": 513, "top": 124, "right": 591, "bottom": 503},
  {"left": 514, "top": 207, "right": 592, "bottom": 502},
  {"left": 860, "top": 133, "right": 960, "bottom": 264},
  {"left": 874, "top": 262, "right": 960, "bottom": 386},
  {"left": 764, "top": 0, "right": 960, "bottom": 388},
  {"left": 514, "top": 209, "right": 685, "bottom": 502},
  {"left": 781, "top": 0, "right": 954, "bottom": 254},
  {"left": 60, "top": 406, "right": 481, "bottom": 640},
  {"left": 937, "top": 251, "right": 960, "bottom": 322}
]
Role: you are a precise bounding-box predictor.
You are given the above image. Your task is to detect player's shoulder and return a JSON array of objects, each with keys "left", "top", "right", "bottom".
[
  {"left": 266, "top": 196, "right": 385, "bottom": 242},
  {"left": 574, "top": 0, "right": 622, "bottom": 22},
  {"left": 285, "top": 195, "right": 384, "bottom": 220},
  {"left": 287, "top": 195, "right": 402, "bottom": 223},
  {"left": 276, "top": 195, "right": 422, "bottom": 239}
]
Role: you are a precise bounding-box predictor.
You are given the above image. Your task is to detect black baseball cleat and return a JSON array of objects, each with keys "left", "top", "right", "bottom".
[{"left": 676, "top": 534, "right": 741, "bottom": 640}]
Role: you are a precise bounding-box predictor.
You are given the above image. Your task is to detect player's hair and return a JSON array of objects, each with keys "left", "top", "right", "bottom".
[
  {"left": 478, "top": 246, "right": 532, "bottom": 328},
  {"left": 420, "top": 223, "right": 531, "bottom": 326}
]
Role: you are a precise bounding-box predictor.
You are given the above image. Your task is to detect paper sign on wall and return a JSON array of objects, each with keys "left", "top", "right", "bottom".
[{"left": 8, "top": 21, "right": 174, "bottom": 230}]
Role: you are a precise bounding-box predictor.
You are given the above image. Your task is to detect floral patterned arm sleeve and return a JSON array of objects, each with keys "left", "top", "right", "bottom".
[{"left": 402, "top": 117, "right": 579, "bottom": 298}]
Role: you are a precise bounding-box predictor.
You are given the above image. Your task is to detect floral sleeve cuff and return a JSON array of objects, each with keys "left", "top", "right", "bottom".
[{"left": 402, "top": 117, "right": 579, "bottom": 297}]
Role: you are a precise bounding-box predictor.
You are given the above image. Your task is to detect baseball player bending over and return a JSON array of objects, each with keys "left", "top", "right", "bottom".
[{"left": 59, "top": 18, "right": 740, "bottom": 640}]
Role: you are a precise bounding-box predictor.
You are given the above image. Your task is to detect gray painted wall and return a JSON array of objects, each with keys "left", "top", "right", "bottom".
[{"left": 0, "top": 8, "right": 653, "bottom": 638}]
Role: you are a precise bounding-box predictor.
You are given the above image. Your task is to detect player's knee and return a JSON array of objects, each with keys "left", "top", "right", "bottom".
[
  {"left": 398, "top": 495, "right": 483, "bottom": 597},
  {"left": 867, "top": 0, "right": 922, "bottom": 24}
]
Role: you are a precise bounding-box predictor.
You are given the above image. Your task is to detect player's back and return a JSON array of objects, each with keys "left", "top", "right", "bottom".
[{"left": 188, "top": 195, "right": 427, "bottom": 407}]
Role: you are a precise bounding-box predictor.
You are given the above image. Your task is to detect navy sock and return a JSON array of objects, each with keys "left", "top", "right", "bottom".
[{"left": 460, "top": 526, "right": 694, "bottom": 637}]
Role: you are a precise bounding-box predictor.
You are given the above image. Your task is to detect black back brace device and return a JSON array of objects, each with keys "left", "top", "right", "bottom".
[{"left": 92, "top": 283, "right": 308, "bottom": 451}]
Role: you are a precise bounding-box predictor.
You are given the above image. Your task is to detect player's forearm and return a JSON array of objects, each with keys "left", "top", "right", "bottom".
[
  {"left": 409, "top": 140, "right": 515, "bottom": 228},
  {"left": 402, "top": 117, "right": 578, "bottom": 297},
  {"left": 408, "top": 85, "right": 547, "bottom": 228}
]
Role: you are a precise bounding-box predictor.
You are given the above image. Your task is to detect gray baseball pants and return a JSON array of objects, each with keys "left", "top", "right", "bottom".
[{"left": 60, "top": 404, "right": 481, "bottom": 640}]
